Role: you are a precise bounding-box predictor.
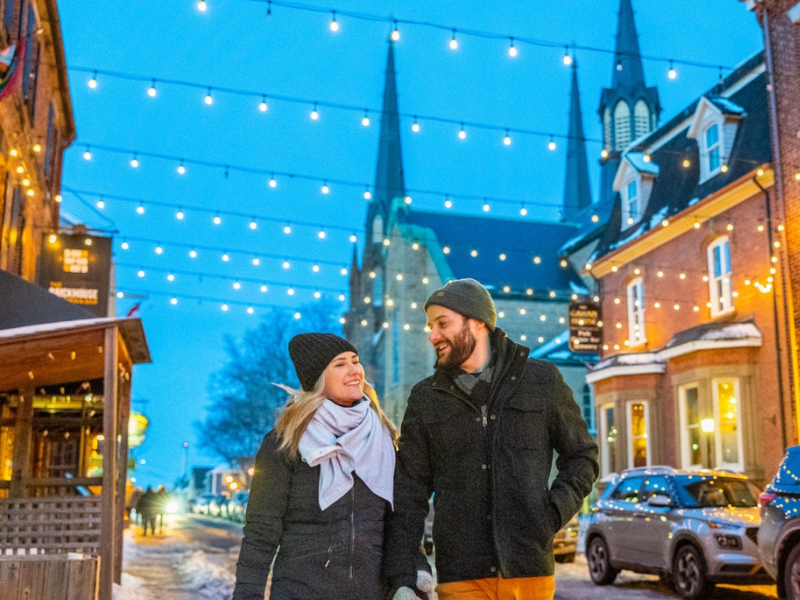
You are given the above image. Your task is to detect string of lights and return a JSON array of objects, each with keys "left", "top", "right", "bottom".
[
  {"left": 72, "top": 66, "right": 603, "bottom": 146},
  {"left": 71, "top": 141, "right": 589, "bottom": 213},
  {"left": 232, "top": 0, "right": 734, "bottom": 74}
]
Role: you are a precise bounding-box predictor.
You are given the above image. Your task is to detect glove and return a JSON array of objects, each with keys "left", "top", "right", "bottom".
[
  {"left": 416, "top": 570, "right": 434, "bottom": 596},
  {"left": 392, "top": 587, "right": 423, "bottom": 600}
]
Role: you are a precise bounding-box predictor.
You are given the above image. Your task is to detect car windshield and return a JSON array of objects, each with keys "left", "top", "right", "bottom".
[{"left": 674, "top": 475, "right": 759, "bottom": 508}]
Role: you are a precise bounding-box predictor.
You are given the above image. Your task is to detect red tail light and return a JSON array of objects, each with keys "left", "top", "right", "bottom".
[{"left": 759, "top": 491, "right": 776, "bottom": 515}]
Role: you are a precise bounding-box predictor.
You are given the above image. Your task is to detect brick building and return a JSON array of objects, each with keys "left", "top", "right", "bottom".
[
  {"left": 582, "top": 52, "right": 795, "bottom": 485},
  {"left": 0, "top": 0, "right": 75, "bottom": 281}
]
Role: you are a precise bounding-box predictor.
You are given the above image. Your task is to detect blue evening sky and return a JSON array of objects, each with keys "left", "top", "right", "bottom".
[{"left": 57, "top": 1, "right": 763, "bottom": 487}]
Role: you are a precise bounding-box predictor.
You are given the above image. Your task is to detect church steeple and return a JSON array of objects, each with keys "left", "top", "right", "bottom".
[
  {"left": 563, "top": 62, "right": 592, "bottom": 221},
  {"left": 597, "top": 0, "right": 660, "bottom": 215},
  {"left": 371, "top": 41, "right": 405, "bottom": 230}
]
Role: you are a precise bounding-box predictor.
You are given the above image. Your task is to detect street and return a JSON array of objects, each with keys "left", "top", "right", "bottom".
[{"left": 116, "top": 514, "right": 780, "bottom": 600}]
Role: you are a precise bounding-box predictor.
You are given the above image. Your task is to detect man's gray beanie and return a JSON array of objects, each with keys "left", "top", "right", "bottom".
[{"left": 424, "top": 278, "right": 496, "bottom": 330}]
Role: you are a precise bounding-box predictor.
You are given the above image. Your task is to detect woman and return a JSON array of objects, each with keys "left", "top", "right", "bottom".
[{"left": 232, "top": 333, "right": 403, "bottom": 600}]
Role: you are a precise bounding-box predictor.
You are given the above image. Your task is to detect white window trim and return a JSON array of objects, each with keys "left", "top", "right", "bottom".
[
  {"left": 707, "top": 236, "right": 734, "bottom": 317},
  {"left": 627, "top": 277, "right": 646, "bottom": 347},
  {"left": 712, "top": 378, "right": 744, "bottom": 472},
  {"left": 600, "top": 403, "right": 617, "bottom": 478},
  {"left": 678, "top": 384, "right": 702, "bottom": 469},
  {"left": 621, "top": 177, "right": 640, "bottom": 229},
  {"left": 703, "top": 122, "right": 722, "bottom": 179},
  {"left": 626, "top": 400, "right": 650, "bottom": 469}
]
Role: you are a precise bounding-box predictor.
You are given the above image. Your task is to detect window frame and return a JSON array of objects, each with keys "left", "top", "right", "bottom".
[
  {"left": 600, "top": 403, "right": 618, "bottom": 477},
  {"left": 614, "top": 101, "right": 631, "bottom": 151},
  {"left": 626, "top": 277, "right": 646, "bottom": 347},
  {"left": 700, "top": 120, "right": 724, "bottom": 182},
  {"left": 712, "top": 378, "right": 744, "bottom": 472},
  {"left": 626, "top": 400, "right": 650, "bottom": 469},
  {"left": 679, "top": 384, "right": 702, "bottom": 469},
  {"left": 707, "top": 236, "right": 733, "bottom": 317}
]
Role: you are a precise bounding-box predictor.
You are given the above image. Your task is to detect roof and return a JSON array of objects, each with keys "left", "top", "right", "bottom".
[
  {"left": 593, "top": 53, "right": 769, "bottom": 261},
  {"left": 0, "top": 268, "right": 96, "bottom": 329},
  {"left": 529, "top": 329, "right": 598, "bottom": 365},
  {"left": 592, "top": 351, "right": 662, "bottom": 372},
  {"left": 665, "top": 319, "right": 761, "bottom": 349},
  {"left": 402, "top": 210, "right": 585, "bottom": 294}
]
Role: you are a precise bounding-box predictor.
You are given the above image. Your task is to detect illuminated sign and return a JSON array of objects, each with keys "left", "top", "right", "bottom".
[{"left": 569, "top": 301, "right": 602, "bottom": 353}]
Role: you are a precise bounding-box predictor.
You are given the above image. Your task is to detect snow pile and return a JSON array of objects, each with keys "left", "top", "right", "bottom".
[
  {"left": 113, "top": 574, "right": 152, "bottom": 600},
  {"left": 179, "top": 550, "right": 236, "bottom": 600},
  {"left": 701, "top": 323, "right": 761, "bottom": 341},
  {"left": 594, "top": 352, "right": 662, "bottom": 371}
]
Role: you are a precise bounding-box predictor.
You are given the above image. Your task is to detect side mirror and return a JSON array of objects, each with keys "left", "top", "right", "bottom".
[{"left": 647, "top": 494, "right": 672, "bottom": 508}]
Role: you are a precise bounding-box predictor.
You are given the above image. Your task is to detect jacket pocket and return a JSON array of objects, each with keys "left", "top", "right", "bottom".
[
  {"left": 501, "top": 395, "right": 546, "bottom": 449},
  {"left": 422, "top": 401, "right": 478, "bottom": 460}
]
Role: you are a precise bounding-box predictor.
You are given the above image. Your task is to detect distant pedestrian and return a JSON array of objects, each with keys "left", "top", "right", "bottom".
[
  {"left": 155, "top": 486, "right": 170, "bottom": 532},
  {"left": 233, "top": 333, "right": 429, "bottom": 600},
  {"left": 385, "top": 278, "right": 599, "bottom": 600},
  {"left": 137, "top": 487, "right": 157, "bottom": 536}
]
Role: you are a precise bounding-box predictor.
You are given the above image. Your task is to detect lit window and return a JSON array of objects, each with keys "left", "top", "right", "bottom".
[
  {"left": 600, "top": 404, "right": 617, "bottom": 477},
  {"left": 627, "top": 401, "right": 649, "bottom": 468},
  {"left": 707, "top": 237, "right": 733, "bottom": 316},
  {"left": 627, "top": 278, "right": 646, "bottom": 346},
  {"left": 679, "top": 385, "right": 702, "bottom": 468},
  {"left": 714, "top": 379, "right": 743, "bottom": 470}
]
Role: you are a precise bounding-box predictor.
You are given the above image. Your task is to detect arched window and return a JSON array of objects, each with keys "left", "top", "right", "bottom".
[
  {"left": 603, "top": 108, "right": 612, "bottom": 151},
  {"left": 627, "top": 277, "right": 646, "bottom": 346},
  {"left": 372, "top": 267, "right": 384, "bottom": 307},
  {"left": 634, "top": 100, "right": 650, "bottom": 139},
  {"left": 614, "top": 102, "right": 631, "bottom": 150},
  {"left": 707, "top": 236, "right": 733, "bottom": 316},
  {"left": 372, "top": 215, "right": 383, "bottom": 244}
]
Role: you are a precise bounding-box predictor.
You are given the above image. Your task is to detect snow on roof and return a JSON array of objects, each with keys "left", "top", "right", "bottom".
[
  {"left": 0, "top": 317, "right": 127, "bottom": 339},
  {"left": 710, "top": 97, "right": 746, "bottom": 114},
  {"left": 625, "top": 152, "right": 661, "bottom": 175},
  {"left": 649, "top": 206, "right": 670, "bottom": 229},
  {"left": 570, "top": 281, "right": 590, "bottom": 295},
  {"left": 700, "top": 322, "right": 761, "bottom": 341},
  {"left": 594, "top": 352, "right": 663, "bottom": 371},
  {"left": 609, "top": 223, "right": 646, "bottom": 250}
]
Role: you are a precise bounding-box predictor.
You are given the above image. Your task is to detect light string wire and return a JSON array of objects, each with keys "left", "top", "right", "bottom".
[{"left": 241, "top": 0, "right": 734, "bottom": 73}]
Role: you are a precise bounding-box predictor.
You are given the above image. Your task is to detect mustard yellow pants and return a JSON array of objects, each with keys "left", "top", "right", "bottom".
[{"left": 436, "top": 575, "right": 556, "bottom": 600}]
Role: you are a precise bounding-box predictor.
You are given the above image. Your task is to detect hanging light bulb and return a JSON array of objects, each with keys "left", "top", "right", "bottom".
[
  {"left": 204, "top": 88, "right": 213, "bottom": 105},
  {"left": 412, "top": 118, "right": 420, "bottom": 133},
  {"left": 130, "top": 154, "right": 139, "bottom": 168},
  {"left": 311, "top": 103, "right": 319, "bottom": 120},
  {"left": 249, "top": 220, "right": 258, "bottom": 230},
  {"left": 482, "top": 201, "right": 490, "bottom": 212},
  {"left": 404, "top": 195, "right": 412, "bottom": 205},
  {"left": 520, "top": 205, "right": 528, "bottom": 216},
  {"left": 449, "top": 30, "right": 458, "bottom": 50},
  {"left": 364, "top": 188, "right": 371, "bottom": 200},
  {"left": 32, "top": 143, "right": 40, "bottom": 152},
  {"left": 213, "top": 214, "right": 222, "bottom": 225},
  {"left": 318, "top": 229, "right": 326, "bottom": 239},
  {"left": 391, "top": 21, "right": 400, "bottom": 41},
  {"left": 189, "top": 249, "right": 197, "bottom": 258},
  {"left": 458, "top": 123, "right": 466, "bottom": 140},
  {"left": 616, "top": 57, "right": 623, "bottom": 71},
  {"left": 362, "top": 110, "right": 370, "bottom": 126},
  {"left": 155, "top": 245, "right": 163, "bottom": 255},
  {"left": 643, "top": 154, "right": 651, "bottom": 162},
  {"left": 177, "top": 162, "right": 186, "bottom": 175},
  {"left": 503, "top": 130, "right": 512, "bottom": 146},
  {"left": 198, "top": 0, "right": 207, "bottom": 11},
  {"left": 329, "top": 11, "right": 339, "bottom": 31},
  {"left": 601, "top": 149, "right": 609, "bottom": 159},
  {"left": 121, "top": 241, "right": 129, "bottom": 250},
  {"left": 222, "top": 253, "right": 230, "bottom": 262},
  {"left": 147, "top": 80, "right": 157, "bottom": 97},
  {"left": 88, "top": 71, "right": 98, "bottom": 89},
  {"left": 548, "top": 136, "right": 556, "bottom": 151},
  {"left": 563, "top": 46, "right": 572, "bottom": 66},
  {"left": 259, "top": 96, "right": 268, "bottom": 112},
  {"left": 350, "top": 234, "right": 357, "bottom": 242},
  {"left": 444, "top": 198, "right": 452, "bottom": 209},
  {"left": 176, "top": 209, "right": 184, "bottom": 220},
  {"left": 683, "top": 159, "right": 691, "bottom": 168},
  {"left": 321, "top": 181, "right": 330, "bottom": 194},
  {"left": 83, "top": 146, "right": 92, "bottom": 160},
  {"left": 136, "top": 204, "right": 145, "bottom": 215},
  {"left": 252, "top": 257, "right": 260, "bottom": 265},
  {"left": 283, "top": 225, "right": 291, "bottom": 234},
  {"left": 96, "top": 199, "right": 105, "bottom": 209},
  {"left": 269, "top": 174, "right": 277, "bottom": 188},
  {"left": 508, "top": 38, "right": 517, "bottom": 57},
  {"left": 668, "top": 60, "right": 677, "bottom": 80}
]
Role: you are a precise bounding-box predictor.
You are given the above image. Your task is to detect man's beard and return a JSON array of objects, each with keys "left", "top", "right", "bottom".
[{"left": 433, "top": 319, "right": 477, "bottom": 372}]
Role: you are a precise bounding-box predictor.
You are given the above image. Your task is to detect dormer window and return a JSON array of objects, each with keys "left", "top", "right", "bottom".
[
  {"left": 687, "top": 96, "right": 745, "bottom": 184},
  {"left": 623, "top": 179, "right": 639, "bottom": 225},
  {"left": 613, "top": 153, "right": 659, "bottom": 231}
]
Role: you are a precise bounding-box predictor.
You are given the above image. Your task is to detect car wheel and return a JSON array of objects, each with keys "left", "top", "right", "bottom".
[
  {"left": 784, "top": 543, "right": 800, "bottom": 600},
  {"left": 555, "top": 553, "right": 576, "bottom": 564},
  {"left": 672, "top": 545, "right": 712, "bottom": 600},
  {"left": 587, "top": 537, "right": 618, "bottom": 585}
]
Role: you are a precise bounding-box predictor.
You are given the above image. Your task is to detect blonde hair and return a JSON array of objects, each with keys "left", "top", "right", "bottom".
[{"left": 274, "top": 374, "right": 398, "bottom": 458}]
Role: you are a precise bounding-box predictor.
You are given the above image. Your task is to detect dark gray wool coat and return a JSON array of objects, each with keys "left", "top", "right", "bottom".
[
  {"left": 384, "top": 328, "right": 599, "bottom": 592},
  {"left": 233, "top": 430, "right": 389, "bottom": 600}
]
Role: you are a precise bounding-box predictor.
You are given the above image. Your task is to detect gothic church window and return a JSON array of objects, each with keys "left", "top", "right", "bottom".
[
  {"left": 372, "top": 215, "right": 384, "bottom": 244},
  {"left": 614, "top": 102, "right": 631, "bottom": 150},
  {"left": 373, "top": 267, "right": 384, "bottom": 307},
  {"left": 634, "top": 100, "right": 650, "bottom": 139}
]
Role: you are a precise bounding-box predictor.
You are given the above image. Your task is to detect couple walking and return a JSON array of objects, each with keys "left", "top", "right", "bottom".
[{"left": 233, "top": 279, "right": 599, "bottom": 600}]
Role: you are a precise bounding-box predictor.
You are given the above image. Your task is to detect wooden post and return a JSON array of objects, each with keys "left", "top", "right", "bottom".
[
  {"left": 98, "top": 327, "right": 118, "bottom": 600},
  {"left": 113, "top": 374, "right": 131, "bottom": 583},
  {"left": 9, "top": 386, "right": 35, "bottom": 498}
]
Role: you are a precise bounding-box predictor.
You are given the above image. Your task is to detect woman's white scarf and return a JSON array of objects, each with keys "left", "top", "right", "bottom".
[{"left": 298, "top": 397, "right": 395, "bottom": 510}]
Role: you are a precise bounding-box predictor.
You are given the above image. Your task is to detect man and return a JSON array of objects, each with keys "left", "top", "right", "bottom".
[{"left": 385, "top": 279, "right": 598, "bottom": 600}]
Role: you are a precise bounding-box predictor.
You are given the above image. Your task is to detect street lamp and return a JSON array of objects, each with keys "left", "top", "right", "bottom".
[{"left": 701, "top": 418, "right": 715, "bottom": 469}]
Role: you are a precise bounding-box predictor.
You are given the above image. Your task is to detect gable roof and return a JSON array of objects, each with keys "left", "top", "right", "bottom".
[
  {"left": 592, "top": 53, "right": 769, "bottom": 262},
  {"left": 401, "top": 211, "right": 586, "bottom": 295}
]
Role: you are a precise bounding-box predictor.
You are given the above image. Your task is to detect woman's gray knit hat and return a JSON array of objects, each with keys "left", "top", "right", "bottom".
[
  {"left": 288, "top": 333, "right": 358, "bottom": 391},
  {"left": 423, "top": 278, "right": 496, "bottom": 330}
]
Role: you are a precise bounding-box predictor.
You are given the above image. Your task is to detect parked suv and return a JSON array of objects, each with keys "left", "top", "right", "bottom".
[
  {"left": 758, "top": 445, "right": 800, "bottom": 599},
  {"left": 585, "top": 466, "right": 769, "bottom": 599}
]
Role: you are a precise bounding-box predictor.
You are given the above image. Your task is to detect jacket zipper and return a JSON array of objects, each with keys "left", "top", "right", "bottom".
[{"left": 349, "top": 484, "right": 355, "bottom": 581}]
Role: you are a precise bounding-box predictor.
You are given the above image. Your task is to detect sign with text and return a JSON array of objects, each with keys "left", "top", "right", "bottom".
[
  {"left": 37, "top": 233, "right": 112, "bottom": 317},
  {"left": 569, "top": 301, "right": 601, "bottom": 353}
]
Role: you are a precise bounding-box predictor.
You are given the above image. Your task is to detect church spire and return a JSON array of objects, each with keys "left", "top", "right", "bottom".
[
  {"left": 563, "top": 62, "right": 592, "bottom": 221},
  {"left": 372, "top": 42, "right": 405, "bottom": 216},
  {"left": 611, "top": 0, "right": 646, "bottom": 91}
]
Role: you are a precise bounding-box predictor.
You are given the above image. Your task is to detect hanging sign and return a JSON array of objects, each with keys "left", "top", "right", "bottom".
[
  {"left": 569, "top": 301, "right": 601, "bottom": 353},
  {"left": 37, "top": 233, "right": 112, "bottom": 317}
]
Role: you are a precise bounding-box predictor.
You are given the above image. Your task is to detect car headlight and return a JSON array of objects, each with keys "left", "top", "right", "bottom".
[{"left": 715, "top": 534, "right": 742, "bottom": 549}]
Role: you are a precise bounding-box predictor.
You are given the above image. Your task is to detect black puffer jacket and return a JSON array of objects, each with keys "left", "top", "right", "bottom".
[
  {"left": 384, "top": 328, "right": 599, "bottom": 590},
  {"left": 233, "top": 430, "right": 388, "bottom": 600}
]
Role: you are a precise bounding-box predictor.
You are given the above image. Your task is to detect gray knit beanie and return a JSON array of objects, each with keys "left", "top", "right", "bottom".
[
  {"left": 288, "top": 333, "right": 358, "bottom": 391},
  {"left": 423, "top": 278, "right": 496, "bottom": 330}
]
